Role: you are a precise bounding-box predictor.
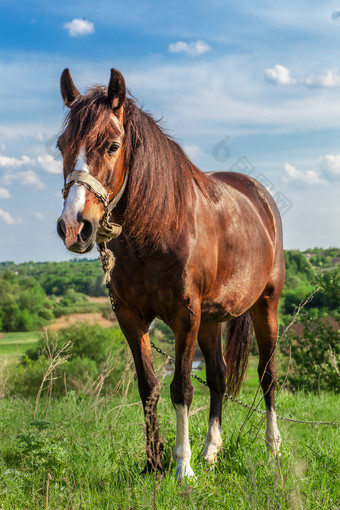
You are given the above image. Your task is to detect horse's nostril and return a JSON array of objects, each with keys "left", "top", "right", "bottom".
[
  {"left": 79, "top": 220, "right": 93, "bottom": 242},
  {"left": 57, "top": 218, "right": 66, "bottom": 239}
]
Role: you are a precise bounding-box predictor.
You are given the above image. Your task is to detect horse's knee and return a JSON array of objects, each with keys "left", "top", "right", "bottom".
[{"left": 170, "top": 377, "right": 193, "bottom": 408}]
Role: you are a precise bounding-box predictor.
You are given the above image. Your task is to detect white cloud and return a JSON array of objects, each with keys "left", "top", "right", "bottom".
[
  {"left": 266, "top": 65, "right": 340, "bottom": 88},
  {"left": 183, "top": 145, "right": 202, "bottom": 160},
  {"left": 33, "top": 212, "right": 44, "bottom": 221},
  {"left": 0, "top": 187, "right": 10, "bottom": 199},
  {"left": 319, "top": 154, "right": 340, "bottom": 179},
  {"left": 283, "top": 154, "right": 340, "bottom": 188},
  {"left": 283, "top": 163, "right": 324, "bottom": 186},
  {"left": 0, "top": 208, "right": 15, "bottom": 225},
  {"left": 169, "top": 40, "right": 211, "bottom": 57},
  {"left": 34, "top": 132, "right": 44, "bottom": 142},
  {"left": 0, "top": 151, "right": 61, "bottom": 178},
  {"left": 0, "top": 153, "right": 32, "bottom": 168},
  {"left": 305, "top": 69, "right": 340, "bottom": 88},
  {"left": 63, "top": 18, "right": 94, "bottom": 37},
  {"left": 17, "top": 170, "right": 45, "bottom": 189},
  {"left": 265, "top": 65, "right": 296, "bottom": 85},
  {"left": 37, "top": 155, "right": 62, "bottom": 174}
]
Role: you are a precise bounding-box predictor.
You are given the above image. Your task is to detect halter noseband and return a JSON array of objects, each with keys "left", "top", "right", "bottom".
[
  {"left": 62, "top": 166, "right": 129, "bottom": 240},
  {"left": 62, "top": 169, "right": 128, "bottom": 214}
]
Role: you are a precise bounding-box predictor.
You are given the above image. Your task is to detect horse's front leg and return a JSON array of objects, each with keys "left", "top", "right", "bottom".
[
  {"left": 116, "top": 305, "right": 163, "bottom": 473},
  {"left": 170, "top": 307, "right": 201, "bottom": 480}
]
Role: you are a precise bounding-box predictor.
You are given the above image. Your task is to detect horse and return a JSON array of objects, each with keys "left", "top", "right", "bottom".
[{"left": 57, "top": 68, "right": 285, "bottom": 480}]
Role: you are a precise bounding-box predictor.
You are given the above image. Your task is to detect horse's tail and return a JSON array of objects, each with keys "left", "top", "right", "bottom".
[{"left": 224, "top": 311, "right": 253, "bottom": 396}]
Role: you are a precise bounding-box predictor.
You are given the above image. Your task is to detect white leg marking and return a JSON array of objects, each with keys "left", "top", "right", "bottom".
[
  {"left": 202, "top": 417, "right": 222, "bottom": 464},
  {"left": 265, "top": 408, "right": 281, "bottom": 454},
  {"left": 173, "top": 404, "right": 195, "bottom": 480}
]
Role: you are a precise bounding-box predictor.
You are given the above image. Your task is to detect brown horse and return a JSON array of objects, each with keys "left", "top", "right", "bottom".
[{"left": 57, "top": 68, "right": 285, "bottom": 480}]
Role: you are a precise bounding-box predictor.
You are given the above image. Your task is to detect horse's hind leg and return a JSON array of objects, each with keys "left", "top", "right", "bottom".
[
  {"left": 250, "top": 291, "right": 281, "bottom": 454},
  {"left": 197, "top": 323, "right": 226, "bottom": 464}
]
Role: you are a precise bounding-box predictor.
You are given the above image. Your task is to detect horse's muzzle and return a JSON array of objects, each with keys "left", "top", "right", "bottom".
[{"left": 57, "top": 215, "right": 98, "bottom": 253}]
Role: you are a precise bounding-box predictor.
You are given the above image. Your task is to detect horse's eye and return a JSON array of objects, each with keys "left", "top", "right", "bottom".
[
  {"left": 108, "top": 142, "right": 120, "bottom": 155},
  {"left": 56, "top": 141, "right": 64, "bottom": 153}
]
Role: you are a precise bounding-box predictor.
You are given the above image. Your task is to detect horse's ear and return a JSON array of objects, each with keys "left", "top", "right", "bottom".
[
  {"left": 108, "top": 68, "right": 126, "bottom": 117},
  {"left": 60, "top": 68, "right": 81, "bottom": 108}
]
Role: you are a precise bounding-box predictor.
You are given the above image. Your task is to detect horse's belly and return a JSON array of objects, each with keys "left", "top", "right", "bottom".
[
  {"left": 200, "top": 268, "right": 268, "bottom": 323},
  {"left": 200, "top": 299, "right": 232, "bottom": 323}
]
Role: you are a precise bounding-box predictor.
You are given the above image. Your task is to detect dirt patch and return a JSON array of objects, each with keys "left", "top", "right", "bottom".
[
  {"left": 46, "top": 313, "right": 116, "bottom": 332},
  {"left": 87, "top": 296, "right": 109, "bottom": 304}
]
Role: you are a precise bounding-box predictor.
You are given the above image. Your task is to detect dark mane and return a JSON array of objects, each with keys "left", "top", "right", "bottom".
[{"left": 63, "top": 86, "right": 218, "bottom": 247}]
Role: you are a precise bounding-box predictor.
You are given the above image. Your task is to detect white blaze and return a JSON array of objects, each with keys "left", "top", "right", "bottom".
[
  {"left": 62, "top": 148, "right": 89, "bottom": 223},
  {"left": 61, "top": 148, "right": 90, "bottom": 248},
  {"left": 74, "top": 148, "right": 90, "bottom": 174}
]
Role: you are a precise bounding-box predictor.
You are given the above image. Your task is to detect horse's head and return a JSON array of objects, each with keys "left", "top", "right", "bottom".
[{"left": 57, "top": 68, "right": 126, "bottom": 253}]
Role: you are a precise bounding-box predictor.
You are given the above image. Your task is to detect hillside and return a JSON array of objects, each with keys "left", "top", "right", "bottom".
[{"left": 0, "top": 248, "right": 339, "bottom": 333}]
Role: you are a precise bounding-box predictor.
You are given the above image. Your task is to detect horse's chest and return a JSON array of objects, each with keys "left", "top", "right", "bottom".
[{"left": 112, "top": 256, "right": 185, "bottom": 317}]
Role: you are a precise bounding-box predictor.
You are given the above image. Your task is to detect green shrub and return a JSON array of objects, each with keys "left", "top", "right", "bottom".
[
  {"left": 280, "top": 311, "right": 340, "bottom": 393},
  {"left": 279, "top": 272, "right": 340, "bottom": 393},
  {"left": 8, "top": 324, "right": 129, "bottom": 397}
]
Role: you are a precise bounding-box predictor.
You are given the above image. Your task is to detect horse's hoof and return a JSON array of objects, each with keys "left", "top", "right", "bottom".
[
  {"left": 141, "top": 461, "right": 163, "bottom": 476},
  {"left": 175, "top": 461, "right": 195, "bottom": 481},
  {"left": 201, "top": 442, "right": 221, "bottom": 465},
  {"left": 200, "top": 452, "right": 218, "bottom": 465}
]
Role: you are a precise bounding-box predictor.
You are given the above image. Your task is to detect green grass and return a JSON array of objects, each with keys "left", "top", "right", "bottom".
[
  {"left": 0, "top": 364, "right": 339, "bottom": 509},
  {"left": 0, "top": 331, "right": 39, "bottom": 359}
]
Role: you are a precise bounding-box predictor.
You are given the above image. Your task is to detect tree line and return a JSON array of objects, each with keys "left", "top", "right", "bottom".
[
  {"left": 0, "top": 259, "right": 108, "bottom": 332},
  {"left": 1, "top": 250, "right": 339, "bottom": 333},
  {"left": 1, "top": 249, "right": 339, "bottom": 393}
]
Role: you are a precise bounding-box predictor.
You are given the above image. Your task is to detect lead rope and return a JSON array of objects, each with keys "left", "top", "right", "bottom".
[
  {"left": 95, "top": 172, "right": 129, "bottom": 284},
  {"left": 96, "top": 215, "right": 121, "bottom": 284}
]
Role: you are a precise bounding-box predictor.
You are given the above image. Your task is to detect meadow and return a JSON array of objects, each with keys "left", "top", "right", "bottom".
[
  {"left": 0, "top": 251, "right": 339, "bottom": 509},
  {"left": 0, "top": 332, "right": 339, "bottom": 510}
]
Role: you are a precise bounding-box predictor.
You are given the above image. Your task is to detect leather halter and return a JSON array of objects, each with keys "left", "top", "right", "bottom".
[
  {"left": 62, "top": 169, "right": 128, "bottom": 216},
  {"left": 62, "top": 167, "right": 128, "bottom": 242},
  {"left": 61, "top": 167, "right": 129, "bottom": 282}
]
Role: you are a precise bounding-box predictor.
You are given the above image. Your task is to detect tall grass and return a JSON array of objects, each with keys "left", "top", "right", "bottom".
[{"left": 0, "top": 350, "right": 339, "bottom": 509}]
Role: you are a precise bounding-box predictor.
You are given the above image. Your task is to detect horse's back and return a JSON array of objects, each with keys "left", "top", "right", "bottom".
[{"left": 210, "top": 171, "right": 281, "bottom": 235}]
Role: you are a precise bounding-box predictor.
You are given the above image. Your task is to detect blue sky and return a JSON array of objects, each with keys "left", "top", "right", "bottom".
[{"left": 1, "top": 0, "right": 340, "bottom": 262}]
